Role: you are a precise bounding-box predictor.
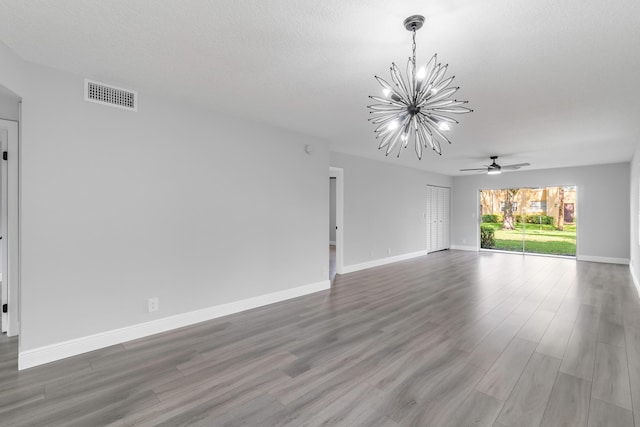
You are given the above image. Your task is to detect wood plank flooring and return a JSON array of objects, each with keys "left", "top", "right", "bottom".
[{"left": 0, "top": 250, "right": 639, "bottom": 426}]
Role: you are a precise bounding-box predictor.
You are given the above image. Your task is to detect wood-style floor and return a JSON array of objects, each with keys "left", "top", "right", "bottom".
[{"left": 1, "top": 250, "right": 639, "bottom": 426}]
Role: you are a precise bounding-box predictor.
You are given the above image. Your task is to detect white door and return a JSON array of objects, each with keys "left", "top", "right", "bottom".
[
  {"left": 427, "top": 185, "right": 451, "bottom": 253},
  {"left": 425, "top": 186, "right": 432, "bottom": 252},
  {"left": 443, "top": 188, "right": 451, "bottom": 248},
  {"left": 0, "top": 129, "right": 6, "bottom": 333},
  {"left": 0, "top": 119, "right": 18, "bottom": 336},
  {"left": 431, "top": 187, "right": 438, "bottom": 251}
]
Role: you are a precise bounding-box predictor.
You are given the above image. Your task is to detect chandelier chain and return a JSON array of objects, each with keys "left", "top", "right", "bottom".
[
  {"left": 411, "top": 29, "right": 417, "bottom": 103},
  {"left": 411, "top": 29, "right": 417, "bottom": 66}
]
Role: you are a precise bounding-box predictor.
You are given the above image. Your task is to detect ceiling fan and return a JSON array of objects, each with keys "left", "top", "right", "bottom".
[{"left": 460, "top": 156, "right": 530, "bottom": 175}]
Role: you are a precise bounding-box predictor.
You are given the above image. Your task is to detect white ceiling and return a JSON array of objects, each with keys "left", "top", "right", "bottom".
[{"left": 0, "top": 0, "right": 638, "bottom": 175}]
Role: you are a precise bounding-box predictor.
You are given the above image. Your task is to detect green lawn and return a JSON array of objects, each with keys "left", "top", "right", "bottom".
[{"left": 482, "top": 222, "right": 576, "bottom": 256}]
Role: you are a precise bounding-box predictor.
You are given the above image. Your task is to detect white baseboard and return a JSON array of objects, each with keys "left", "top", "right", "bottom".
[
  {"left": 342, "top": 250, "right": 428, "bottom": 274},
  {"left": 18, "top": 279, "right": 330, "bottom": 370},
  {"left": 577, "top": 255, "right": 629, "bottom": 265},
  {"left": 630, "top": 262, "right": 640, "bottom": 298},
  {"left": 450, "top": 245, "right": 478, "bottom": 252}
]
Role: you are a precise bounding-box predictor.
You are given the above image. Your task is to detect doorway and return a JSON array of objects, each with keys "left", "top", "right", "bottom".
[
  {"left": 329, "top": 167, "right": 344, "bottom": 281},
  {"left": 0, "top": 118, "right": 19, "bottom": 336},
  {"left": 479, "top": 186, "right": 577, "bottom": 257}
]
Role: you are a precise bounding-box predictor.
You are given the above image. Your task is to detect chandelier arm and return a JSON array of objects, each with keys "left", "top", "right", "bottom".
[
  {"left": 368, "top": 105, "right": 406, "bottom": 112},
  {"left": 426, "top": 112, "right": 459, "bottom": 124},
  {"left": 423, "top": 87, "right": 459, "bottom": 105},
  {"left": 385, "top": 115, "right": 412, "bottom": 156},
  {"left": 413, "top": 117, "right": 423, "bottom": 160},
  {"left": 431, "top": 106, "right": 473, "bottom": 114},
  {"left": 369, "top": 96, "right": 407, "bottom": 107},
  {"left": 418, "top": 123, "right": 440, "bottom": 154},
  {"left": 431, "top": 76, "right": 456, "bottom": 94},
  {"left": 374, "top": 76, "right": 408, "bottom": 103},
  {"left": 370, "top": 113, "right": 404, "bottom": 125},
  {"left": 430, "top": 64, "right": 449, "bottom": 87},
  {"left": 384, "top": 126, "right": 404, "bottom": 155},
  {"left": 377, "top": 130, "right": 394, "bottom": 149},
  {"left": 423, "top": 99, "right": 466, "bottom": 109},
  {"left": 421, "top": 115, "right": 453, "bottom": 145},
  {"left": 390, "top": 63, "right": 411, "bottom": 104},
  {"left": 416, "top": 55, "right": 439, "bottom": 98}
]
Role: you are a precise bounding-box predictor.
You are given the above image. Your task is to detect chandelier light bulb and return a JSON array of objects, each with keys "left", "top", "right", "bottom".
[{"left": 367, "top": 14, "right": 472, "bottom": 159}]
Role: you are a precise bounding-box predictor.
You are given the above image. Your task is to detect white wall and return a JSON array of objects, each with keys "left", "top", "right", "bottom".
[
  {"left": 0, "top": 42, "right": 24, "bottom": 96},
  {"left": 0, "top": 85, "right": 19, "bottom": 121},
  {"left": 630, "top": 145, "right": 640, "bottom": 283},
  {"left": 452, "top": 163, "right": 630, "bottom": 263},
  {"left": 329, "top": 178, "right": 336, "bottom": 243},
  {"left": 12, "top": 59, "right": 330, "bottom": 354},
  {"left": 330, "top": 152, "right": 452, "bottom": 267}
]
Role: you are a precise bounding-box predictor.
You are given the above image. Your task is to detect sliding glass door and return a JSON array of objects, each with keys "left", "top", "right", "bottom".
[{"left": 480, "top": 186, "right": 576, "bottom": 257}]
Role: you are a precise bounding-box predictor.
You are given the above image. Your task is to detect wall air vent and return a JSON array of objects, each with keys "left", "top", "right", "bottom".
[{"left": 84, "top": 79, "right": 137, "bottom": 111}]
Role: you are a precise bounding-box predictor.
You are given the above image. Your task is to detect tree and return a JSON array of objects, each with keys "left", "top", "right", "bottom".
[
  {"left": 502, "top": 188, "right": 519, "bottom": 230},
  {"left": 557, "top": 187, "right": 565, "bottom": 231}
]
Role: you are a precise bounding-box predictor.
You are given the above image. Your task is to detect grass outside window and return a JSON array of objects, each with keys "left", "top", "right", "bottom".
[{"left": 480, "top": 222, "right": 576, "bottom": 256}]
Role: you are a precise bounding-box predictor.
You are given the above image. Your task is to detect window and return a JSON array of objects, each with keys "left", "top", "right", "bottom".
[
  {"left": 529, "top": 201, "right": 546, "bottom": 212},
  {"left": 500, "top": 201, "right": 518, "bottom": 212}
]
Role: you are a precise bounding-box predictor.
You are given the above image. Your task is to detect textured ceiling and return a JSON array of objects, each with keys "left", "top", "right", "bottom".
[{"left": 0, "top": 0, "right": 638, "bottom": 175}]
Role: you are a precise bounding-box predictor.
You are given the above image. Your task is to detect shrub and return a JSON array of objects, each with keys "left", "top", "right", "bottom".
[
  {"left": 482, "top": 214, "right": 502, "bottom": 223},
  {"left": 480, "top": 225, "right": 495, "bottom": 248},
  {"left": 525, "top": 215, "right": 555, "bottom": 225},
  {"left": 513, "top": 214, "right": 555, "bottom": 226}
]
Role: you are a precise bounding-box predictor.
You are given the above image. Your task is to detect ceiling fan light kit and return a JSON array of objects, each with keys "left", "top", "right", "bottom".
[
  {"left": 460, "top": 156, "right": 531, "bottom": 175},
  {"left": 367, "top": 15, "right": 472, "bottom": 160}
]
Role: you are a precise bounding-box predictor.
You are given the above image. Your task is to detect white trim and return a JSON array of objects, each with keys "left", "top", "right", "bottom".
[
  {"left": 630, "top": 262, "right": 640, "bottom": 298},
  {"left": 342, "top": 250, "right": 428, "bottom": 274},
  {"left": 329, "top": 241, "right": 336, "bottom": 245},
  {"left": 18, "top": 280, "right": 330, "bottom": 370},
  {"left": 450, "top": 245, "right": 478, "bottom": 252},
  {"left": 577, "top": 255, "right": 629, "bottom": 265}
]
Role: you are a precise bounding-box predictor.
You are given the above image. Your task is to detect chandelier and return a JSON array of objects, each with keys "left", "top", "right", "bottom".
[{"left": 368, "top": 15, "right": 472, "bottom": 159}]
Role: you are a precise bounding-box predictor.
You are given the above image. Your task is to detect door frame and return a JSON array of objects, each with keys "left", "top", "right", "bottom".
[
  {"left": 0, "top": 119, "right": 19, "bottom": 337},
  {"left": 478, "top": 185, "right": 578, "bottom": 259},
  {"left": 329, "top": 167, "right": 344, "bottom": 275}
]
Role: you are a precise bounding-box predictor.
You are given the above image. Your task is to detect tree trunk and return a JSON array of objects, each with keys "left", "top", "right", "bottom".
[{"left": 502, "top": 189, "right": 518, "bottom": 230}]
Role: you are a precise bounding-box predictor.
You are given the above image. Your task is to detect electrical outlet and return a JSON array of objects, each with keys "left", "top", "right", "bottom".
[{"left": 148, "top": 297, "right": 159, "bottom": 313}]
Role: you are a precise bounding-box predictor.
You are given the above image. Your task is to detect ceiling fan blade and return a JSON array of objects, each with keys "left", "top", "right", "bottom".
[
  {"left": 501, "top": 163, "right": 531, "bottom": 170},
  {"left": 459, "top": 168, "right": 488, "bottom": 171}
]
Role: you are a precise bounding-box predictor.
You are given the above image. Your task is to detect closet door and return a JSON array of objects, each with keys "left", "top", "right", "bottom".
[
  {"left": 427, "top": 185, "right": 451, "bottom": 253},
  {"left": 443, "top": 188, "right": 451, "bottom": 249},
  {"left": 437, "top": 188, "right": 445, "bottom": 249},
  {"left": 430, "top": 187, "right": 439, "bottom": 251},
  {"left": 426, "top": 186, "right": 432, "bottom": 252}
]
